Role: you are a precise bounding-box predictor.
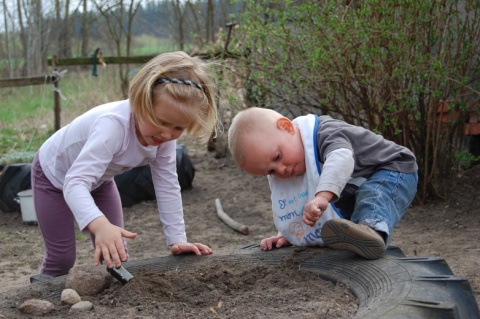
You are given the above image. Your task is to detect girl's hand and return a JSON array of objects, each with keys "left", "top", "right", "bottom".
[
  {"left": 302, "top": 194, "right": 330, "bottom": 226},
  {"left": 170, "top": 242, "right": 213, "bottom": 256},
  {"left": 87, "top": 217, "right": 137, "bottom": 269},
  {"left": 260, "top": 235, "right": 291, "bottom": 250}
]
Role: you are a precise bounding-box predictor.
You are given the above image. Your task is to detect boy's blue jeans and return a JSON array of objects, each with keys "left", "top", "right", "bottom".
[{"left": 340, "top": 169, "right": 418, "bottom": 246}]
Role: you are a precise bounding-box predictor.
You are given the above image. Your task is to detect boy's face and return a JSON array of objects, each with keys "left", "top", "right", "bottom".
[{"left": 241, "top": 118, "right": 306, "bottom": 178}]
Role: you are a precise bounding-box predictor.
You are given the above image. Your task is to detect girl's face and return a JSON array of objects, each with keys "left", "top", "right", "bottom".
[{"left": 135, "top": 92, "right": 193, "bottom": 147}]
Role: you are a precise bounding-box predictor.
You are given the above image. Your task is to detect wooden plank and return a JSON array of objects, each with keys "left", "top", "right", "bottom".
[
  {"left": 0, "top": 76, "right": 56, "bottom": 88},
  {"left": 47, "top": 51, "right": 245, "bottom": 67},
  {"left": 47, "top": 55, "right": 157, "bottom": 66}
]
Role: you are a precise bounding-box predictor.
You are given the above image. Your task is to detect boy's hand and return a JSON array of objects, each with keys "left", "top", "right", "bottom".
[
  {"left": 260, "top": 235, "right": 291, "bottom": 250},
  {"left": 302, "top": 194, "right": 330, "bottom": 226},
  {"left": 170, "top": 242, "right": 213, "bottom": 256},
  {"left": 87, "top": 216, "right": 137, "bottom": 269}
]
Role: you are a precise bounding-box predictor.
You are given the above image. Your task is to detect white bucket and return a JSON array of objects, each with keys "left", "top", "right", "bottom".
[{"left": 16, "top": 189, "right": 37, "bottom": 224}]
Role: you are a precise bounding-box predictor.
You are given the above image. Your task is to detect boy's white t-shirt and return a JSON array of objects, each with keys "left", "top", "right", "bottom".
[
  {"left": 267, "top": 114, "right": 341, "bottom": 246},
  {"left": 39, "top": 99, "right": 187, "bottom": 245}
]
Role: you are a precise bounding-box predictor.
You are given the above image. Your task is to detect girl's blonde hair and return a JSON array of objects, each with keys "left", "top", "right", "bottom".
[{"left": 129, "top": 51, "right": 218, "bottom": 142}]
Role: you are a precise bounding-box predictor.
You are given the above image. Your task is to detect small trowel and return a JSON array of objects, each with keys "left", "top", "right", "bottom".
[{"left": 107, "top": 265, "right": 133, "bottom": 284}]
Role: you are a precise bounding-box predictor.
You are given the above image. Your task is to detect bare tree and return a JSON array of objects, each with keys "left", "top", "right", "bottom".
[
  {"left": 206, "top": 0, "right": 214, "bottom": 43},
  {"left": 185, "top": 1, "right": 203, "bottom": 46},
  {"left": 2, "top": 0, "right": 14, "bottom": 77},
  {"left": 16, "top": 0, "right": 43, "bottom": 76},
  {"left": 184, "top": 0, "right": 240, "bottom": 50},
  {"left": 54, "top": 0, "right": 68, "bottom": 58},
  {"left": 174, "top": 0, "right": 216, "bottom": 49},
  {"left": 80, "top": 0, "right": 90, "bottom": 57},
  {"left": 92, "top": 0, "right": 142, "bottom": 96},
  {"left": 16, "top": 0, "right": 28, "bottom": 75},
  {"left": 167, "top": 0, "right": 187, "bottom": 50},
  {"left": 13, "top": 0, "right": 53, "bottom": 75}
]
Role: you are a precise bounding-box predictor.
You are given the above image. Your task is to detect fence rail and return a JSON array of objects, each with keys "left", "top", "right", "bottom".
[{"left": 0, "top": 75, "right": 55, "bottom": 88}]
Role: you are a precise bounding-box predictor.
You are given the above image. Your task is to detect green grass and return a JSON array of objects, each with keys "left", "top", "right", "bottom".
[
  {"left": 75, "top": 231, "right": 88, "bottom": 241},
  {"left": 0, "top": 247, "right": 14, "bottom": 258},
  {"left": 132, "top": 35, "right": 179, "bottom": 55},
  {"left": 0, "top": 66, "right": 125, "bottom": 160},
  {"left": 1, "top": 86, "right": 52, "bottom": 123},
  {"left": 0, "top": 150, "right": 37, "bottom": 164},
  {"left": 0, "top": 42, "right": 204, "bottom": 162}
]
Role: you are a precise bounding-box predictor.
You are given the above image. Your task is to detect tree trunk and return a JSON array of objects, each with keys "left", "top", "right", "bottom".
[
  {"left": 81, "top": 0, "right": 89, "bottom": 57},
  {"left": 2, "top": 0, "right": 13, "bottom": 78},
  {"left": 55, "top": 0, "right": 61, "bottom": 56},
  {"left": 32, "top": 0, "right": 45, "bottom": 74},
  {"left": 207, "top": 0, "right": 214, "bottom": 43},
  {"left": 92, "top": 0, "right": 141, "bottom": 97},
  {"left": 170, "top": 0, "right": 185, "bottom": 51},
  {"left": 16, "top": 0, "right": 27, "bottom": 76},
  {"left": 186, "top": 1, "right": 203, "bottom": 46},
  {"left": 63, "top": 0, "right": 72, "bottom": 58}
]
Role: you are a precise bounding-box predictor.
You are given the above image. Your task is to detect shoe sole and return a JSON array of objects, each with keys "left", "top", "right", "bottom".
[{"left": 322, "top": 219, "right": 386, "bottom": 259}]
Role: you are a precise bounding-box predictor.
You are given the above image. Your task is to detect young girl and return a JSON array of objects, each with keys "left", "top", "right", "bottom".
[{"left": 31, "top": 51, "right": 218, "bottom": 276}]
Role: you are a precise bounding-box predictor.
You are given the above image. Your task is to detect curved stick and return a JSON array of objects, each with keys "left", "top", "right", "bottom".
[{"left": 215, "top": 198, "right": 249, "bottom": 235}]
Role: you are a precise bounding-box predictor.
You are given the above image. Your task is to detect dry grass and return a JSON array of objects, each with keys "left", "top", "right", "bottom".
[{"left": 0, "top": 66, "right": 127, "bottom": 157}]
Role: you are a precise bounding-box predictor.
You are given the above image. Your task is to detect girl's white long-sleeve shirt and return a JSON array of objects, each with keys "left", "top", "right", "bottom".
[{"left": 39, "top": 99, "right": 187, "bottom": 245}]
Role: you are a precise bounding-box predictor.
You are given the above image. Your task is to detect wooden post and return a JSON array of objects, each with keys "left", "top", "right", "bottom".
[
  {"left": 53, "top": 73, "right": 61, "bottom": 131},
  {"left": 224, "top": 22, "right": 237, "bottom": 54},
  {"left": 52, "top": 55, "right": 61, "bottom": 131}
]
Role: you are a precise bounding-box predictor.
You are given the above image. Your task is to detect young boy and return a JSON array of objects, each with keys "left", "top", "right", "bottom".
[{"left": 228, "top": 107, "right": 418, "bottom": 259}]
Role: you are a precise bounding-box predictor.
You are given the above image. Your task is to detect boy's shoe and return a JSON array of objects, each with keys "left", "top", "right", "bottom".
[{"left": 321, "top": 219, "right": 386, "bottom": 260}]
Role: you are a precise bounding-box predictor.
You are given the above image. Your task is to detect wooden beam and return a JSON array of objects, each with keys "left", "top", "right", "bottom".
[
  {"left": 47, "top": 52, "right": 245, "bottom": 67},
  {"left": 0, "top": 76, "right": 56, "bottom": 88},
  {"left": 47, "top": 55, "right": 157, "bottom": 66}
]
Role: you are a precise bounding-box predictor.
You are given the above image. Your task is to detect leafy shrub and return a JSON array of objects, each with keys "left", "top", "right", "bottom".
[{"left": 236, "top": 0, "right": 480, "bottom": 201}]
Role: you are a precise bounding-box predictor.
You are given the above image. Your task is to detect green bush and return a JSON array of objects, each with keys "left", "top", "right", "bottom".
[{"left": 236, "top": 0, "right": 480, "bottom": 201}]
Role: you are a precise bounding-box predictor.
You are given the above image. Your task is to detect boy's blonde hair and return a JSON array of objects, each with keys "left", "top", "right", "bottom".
[
  {"left": 129, "top": 51, "right": 217, "bottom": 142},
  {"left": 228, "top": 107, "right": 281, "bottom": 166}
]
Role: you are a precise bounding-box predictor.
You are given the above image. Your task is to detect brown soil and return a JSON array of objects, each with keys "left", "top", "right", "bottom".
[{"left": 0, "top": 140, "right": 479, "bottom": 318}]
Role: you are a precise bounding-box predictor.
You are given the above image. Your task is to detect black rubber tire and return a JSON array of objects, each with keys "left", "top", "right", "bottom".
[
  {"left": 9, "top": 246, "right": 479, "bottom": 319},
  {"left": 124, "top": 245, "right": 480, "bottom": 319},
  {"left": 114, "top": 164, "right": 156, "bottom": 207},
  {"left": 114, "top": 144, "right": 195, "bottom": 207},
  {"left": 175, "top": 143, "right": 195, "bottom": 190},
  {"left": 0, "top": 145, "right": 195, "bottom": 212},
  {"left": 0, "top": 164, "right": 32, "bottom": 213}
]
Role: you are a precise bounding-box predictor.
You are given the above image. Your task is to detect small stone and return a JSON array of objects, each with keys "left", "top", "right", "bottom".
[
  {"left": 19, "top": 299, "right": 55, "bottom": 316},
  {"left": 61, "top": 288, "right": 82, "bottom": 305},
  {"left": 69, "top": 301, "right": 93, "bottom": 313},
  {"left": 65, "top": 265, "right": 112, "bottom": 296}
]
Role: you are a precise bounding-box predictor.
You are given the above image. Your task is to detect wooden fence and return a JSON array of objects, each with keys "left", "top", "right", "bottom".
[
  {"left": 0, "top": 22, "right": 241, "bottom": 131},
  {"left": 0, "top": 73, "right": 63, "bottom": 131},
  {"left": 0, "top": 51, "right": 239, "bottom": 131}
]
